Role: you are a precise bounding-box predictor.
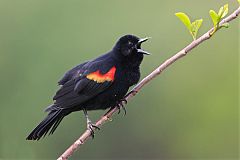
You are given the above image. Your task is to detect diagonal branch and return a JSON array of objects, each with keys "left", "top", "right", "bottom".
[{"left": 57, "top": 6, "right": 240, "bottom": 160}]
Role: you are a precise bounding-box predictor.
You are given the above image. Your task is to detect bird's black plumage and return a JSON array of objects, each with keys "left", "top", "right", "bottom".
[{"left": 26, "top": 34, "right": 150, "bottom": 140}]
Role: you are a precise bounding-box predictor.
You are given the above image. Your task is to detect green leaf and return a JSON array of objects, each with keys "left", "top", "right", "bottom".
[
  {"left": 218, "top": 6, "right": 224, "bottom": 17},
  {"left": 238, "top": 0, "right": 240, "bottom": 5},
  {"left": 218, "top": 4, "right": 228, "bottom": 18},
  {"left": 175, "top": 12, "right": 192, "bottom": 31},
  {"left": 221, "top": 4, "right": 228, "bottom": 18},
  {"left": 190, "top": 19, "right": 203, "bottom": 40},
  {"left": 209, "top": 4, "right": 229, "bottom": 36},
  {"left": 175, "top": 12, "right": 203, "bottom": 40},
  {"left": 209, "top": 10, "right": 219, "bottom": 27},
  {"left": 221, "top": 23, "right": 229, "bottom": 28}
]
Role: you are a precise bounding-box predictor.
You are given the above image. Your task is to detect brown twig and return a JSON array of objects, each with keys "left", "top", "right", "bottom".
[{"left": 57, "top": 6, "right": 240, "bottom": 160}]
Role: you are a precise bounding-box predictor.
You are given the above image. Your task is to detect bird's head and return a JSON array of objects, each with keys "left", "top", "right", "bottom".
[{"left": 113, "top": 34, "right": 150, "bottom": 60}]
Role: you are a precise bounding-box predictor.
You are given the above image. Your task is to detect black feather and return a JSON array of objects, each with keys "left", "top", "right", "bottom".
[{"left": 26, "top": 108, "right": 68, "bottom": 140}]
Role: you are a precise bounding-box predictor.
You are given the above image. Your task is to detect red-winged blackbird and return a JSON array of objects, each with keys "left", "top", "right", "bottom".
[{"left": 26, "top": 34, "right": 150, "bottom": 140}]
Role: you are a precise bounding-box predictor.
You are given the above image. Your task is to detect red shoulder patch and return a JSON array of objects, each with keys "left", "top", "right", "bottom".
[{"left": 86, "top": 66, "right": 116, "bottom": 83}]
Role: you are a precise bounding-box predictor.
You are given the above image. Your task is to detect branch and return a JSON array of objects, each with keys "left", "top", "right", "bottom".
[{"left": 57, "top": 6, "right": 240, "bottom": 160}]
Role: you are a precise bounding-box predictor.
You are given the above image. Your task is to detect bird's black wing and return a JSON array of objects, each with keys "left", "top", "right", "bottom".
[
  {"left": 58, "top": 61, "right": 89, "bottom": 85},
  {"left": 51, "top": 60, "right": 116, "bottom": 110}
]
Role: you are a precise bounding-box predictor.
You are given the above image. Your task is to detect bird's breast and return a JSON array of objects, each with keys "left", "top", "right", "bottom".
[{"left": 115, "top": 66, "right": 140, "bottom": 87}]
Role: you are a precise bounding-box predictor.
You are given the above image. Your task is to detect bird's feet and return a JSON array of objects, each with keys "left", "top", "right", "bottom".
[
  {"left": 116, "top": 98, "right": 127, "bottom": 115},
  {"left": 116, "top": 90, "right": 138, "bottom": 115},
  {"left": 87, "top": 120, "right": 100, "bottom": 139}
]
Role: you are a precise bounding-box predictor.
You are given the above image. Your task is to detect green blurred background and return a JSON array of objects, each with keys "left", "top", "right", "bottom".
[{"left": 0, "top": 0, "right": 239, "bottom": 159}]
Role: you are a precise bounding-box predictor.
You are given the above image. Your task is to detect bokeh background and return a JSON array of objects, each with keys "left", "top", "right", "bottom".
[{"left": 0, "top": 0, "right": 239, "bottom": 159}]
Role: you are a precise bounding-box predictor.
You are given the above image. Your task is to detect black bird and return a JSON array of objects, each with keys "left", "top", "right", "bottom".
[{"left": 26, "top": 34, "right": 150, "bottom": 140}]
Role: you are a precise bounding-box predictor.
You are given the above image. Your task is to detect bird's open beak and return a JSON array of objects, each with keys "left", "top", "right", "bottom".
[
  {"left": 137, "top": 37, "right": 151, "bottom": 55},
  {"left": 138, "top": 37, "right": 151, "bottom": 44},
  {"left": 137, "top": 49, "right": 151, "bottom": 55}
]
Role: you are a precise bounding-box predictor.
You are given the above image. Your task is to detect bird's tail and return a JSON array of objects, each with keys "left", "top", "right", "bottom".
[{"left": 26, "top": 105, "right": 69, "bottom": 140}]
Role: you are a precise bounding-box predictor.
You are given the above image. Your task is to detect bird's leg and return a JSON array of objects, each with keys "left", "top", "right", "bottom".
[{"left": 83, "top": 109, "right": 100, "bottom": 139}]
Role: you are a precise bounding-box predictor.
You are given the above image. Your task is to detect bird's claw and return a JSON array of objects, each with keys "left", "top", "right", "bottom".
[
  {"left": 116, "top": 90, "right": 138, "bottom": 115},
  {"left": 87, "top": 121, "right": 100, "bottom": 139},
  {"left": 116, "top": 99, "right": 127, "bottom": 115}
]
